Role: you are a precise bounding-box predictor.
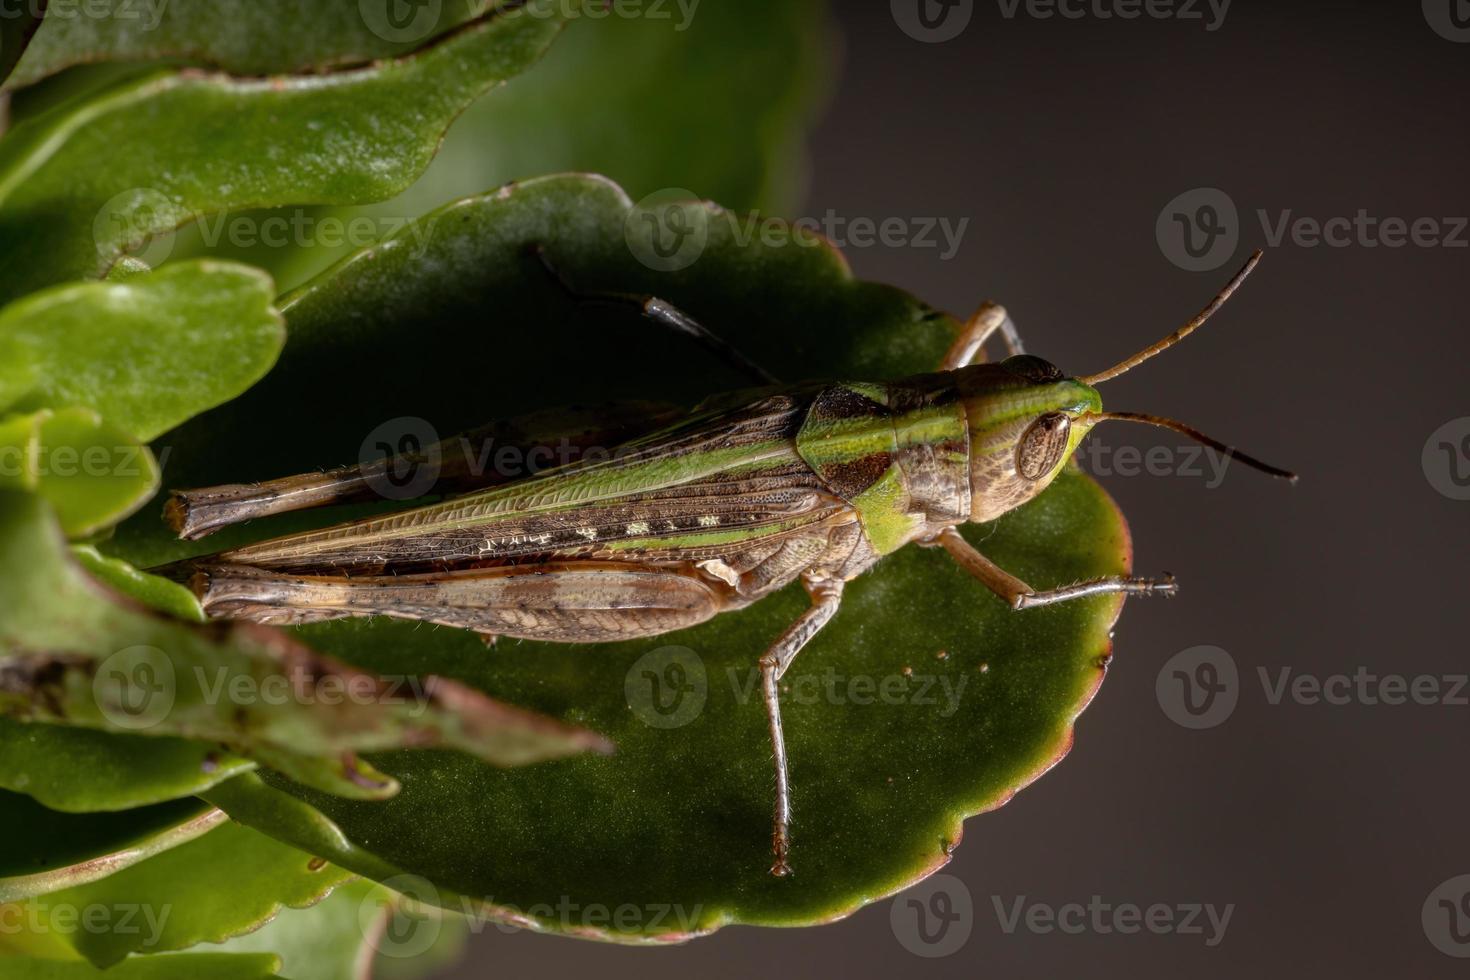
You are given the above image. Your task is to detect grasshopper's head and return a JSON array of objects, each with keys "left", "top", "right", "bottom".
[
  {"left": 957, "top": 250, "right": 1295, "bottom": 524},
  {"left": 956, "top": 356, "right": 1104, "bottom": 522}
]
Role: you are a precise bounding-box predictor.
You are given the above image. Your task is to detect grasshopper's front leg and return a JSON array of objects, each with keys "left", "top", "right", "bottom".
[
  {"left": 759, "top": 573, "right": 844, "bottom": 877},
  {"left": 940, "top": 301, "right": 1026, "bottom": 370},
  {"left": 928, "top": 526, "right": 1177, "bottom": 608}
]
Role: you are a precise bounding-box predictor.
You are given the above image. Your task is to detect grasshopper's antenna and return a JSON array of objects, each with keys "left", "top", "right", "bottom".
[
  {"left": 1086, "top": 411, "right": 1298, "bottom": 483},
  {"left": 1082, "top": 249, "right": 1264, "bottom": 385}
]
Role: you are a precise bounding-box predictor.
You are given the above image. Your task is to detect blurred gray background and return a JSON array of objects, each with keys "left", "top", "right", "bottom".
[{"left": 441, "top": 1, "right": 1469, "bottom": 975}]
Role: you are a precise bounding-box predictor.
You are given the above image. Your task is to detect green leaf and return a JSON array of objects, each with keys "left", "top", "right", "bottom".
[
  {"left": 0, "top": 718, "right": 251, "bottom": 813},
  {"left": 0, "top": 0, "right": 575, "bottom": 303},
  {"left": 0, "top": 0, "right": 46, "bottom": 86},
  {"left": 0, "top": 491, "right": 611, "bottom": 805},
  {"left": 7, "top": 0, "right": 492, "bottom": 90},
  {"left": 0, "top": 544, "right": 246, "bottom": 817},
  {"left": 460, "top": 0, "right": 830, "bottom": 210},
  {"left": 3, "top": 954, "right": 285, "bottom": 980},
  {"left": 216, "top": 878, "right": 470, "bottom": 980},
  {"left": 0, "top": 790, "right": 221, "bottom": 901},
  {"left": 70, "top": 546, "right": 204, "bottom": 623},
  {"left": 0, "top": 261, "right": 283, "bottom": 442},
  {"left": 109, "top": 174, "right": 1130, "bottom": 938},
  {"left": 0, "top": 408, "right": 159, "bottom": 537},
  {"left": 18, "top": 820, "right": 353, "bottom": 968},
  {"left": 245, "top": 0, "right": 830, "bottom": 290}
]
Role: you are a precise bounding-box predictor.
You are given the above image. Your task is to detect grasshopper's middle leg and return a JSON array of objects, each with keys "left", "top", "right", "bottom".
[
  {"left": 759, "top": 573, "right": 845, "bottom": 877},
  {"left": 927, "top": 526, "right": 1176, "bottom": 608},
  {"left": 940, "top": 301, "right": 1025, "bottom": 370},
  {"left": 528, "top": 244, "right": 778, "bottom": 386}
]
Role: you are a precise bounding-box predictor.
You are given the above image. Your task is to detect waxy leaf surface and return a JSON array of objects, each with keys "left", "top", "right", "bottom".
[
  {"left": 0, "top": 0, "right": 574, "bottom": 302},
  {"left": 7, "top": 0, "right": 491, "bottom": 89},
  {"left": 107, "top": 174, "right": 1132, "bottom": 939}
]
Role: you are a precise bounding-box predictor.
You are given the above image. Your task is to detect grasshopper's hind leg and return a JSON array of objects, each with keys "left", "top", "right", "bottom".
[
  {"left": 940, "top": 301, "right": 1025, "bottom": 370},
  {"left": 928, "top": 526, "right": 1177, "bottom": 608},
  {"left": 759, "top": 574, "right": 845, "bottom": 877},
  {"left": 186, "top": 560, "right": 729, "bottom": 641},
  {"left": 528, "top": 244, "right": 778, "bottom": 385}
]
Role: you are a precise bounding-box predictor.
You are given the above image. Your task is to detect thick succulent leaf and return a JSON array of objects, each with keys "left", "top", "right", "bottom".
[
  {"left": 0, "top": 0, "right": 45, "bottom": 86},
  {"left": 0, "top": 492, "right": 611, "bottom": 805},
  {"left": 16, "top": 820, "right": 352, "bottom": 967},
  {"left": 0, "top": 790, "right": 222, "bottom": 901},
  {"left": 0, "top": 542, "right": 248, "bottom": 814},
  {"left": 248, "top": 0, "right": 828, "bottom": 293},
  {"left": 274, "top": 0, "right": 830, "bottom": 289},
  {"left": 0, "top": 408, "right": 158, "bottom": 537},
  {"left": 5, "top": 954, "right": 285, "bottom": 980},
  {"left": 107, "top": 174, "right": 1130, "bottom": 938},
  {"left": 0, "top": 717, "right": 250, "bottom": 813},
  {"left": 458, "top": 0, "right": 829, "bottom": 210},
  {"left": 216, "top": 877, "right": 471, "bottom": 980},
  {"left": 0, "top": 0, "right": 575, "bottom": 303},
  {"left": 70, "top": 546, "right": 204, "bottom": 624},
  {"left": 0, "top": 261, "right": 283, "bottom": 442},
  {"left": 7, "top": 0, "right": 492, "bottom": 90}
]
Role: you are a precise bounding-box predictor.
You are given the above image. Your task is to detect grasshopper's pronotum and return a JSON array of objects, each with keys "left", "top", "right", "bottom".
[{"left": 160, "top": 248, "right": 1293, "bottom": 876}]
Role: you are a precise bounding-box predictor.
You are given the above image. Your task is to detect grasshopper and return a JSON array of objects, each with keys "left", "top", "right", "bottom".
[{"left": 160, "top": 248, "right": 1293, "bottom": 876}]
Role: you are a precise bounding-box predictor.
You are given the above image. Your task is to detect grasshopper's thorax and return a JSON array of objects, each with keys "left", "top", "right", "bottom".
[
  {"left": 794, "top": 357, "right": 1100, "bottom": 559},
  {"left": 795, "top": 374, "right": 971, "bottom": 557},
  {"left": 953, "top": 357, "right": 1102, "bottom": 523}
]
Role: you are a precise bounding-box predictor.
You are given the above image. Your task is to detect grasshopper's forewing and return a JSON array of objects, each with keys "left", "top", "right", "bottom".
[{"left": 199, "top": 387, "right": 858, "bottom": 579}]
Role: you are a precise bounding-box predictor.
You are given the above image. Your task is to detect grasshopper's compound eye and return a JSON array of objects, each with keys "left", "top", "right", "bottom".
[
  {"left": 1016, "top": 412, "right": 1072, "bottom": 481},
  {"left": 1001, "top": 354, "right": 1064, "bottom": 383}
]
